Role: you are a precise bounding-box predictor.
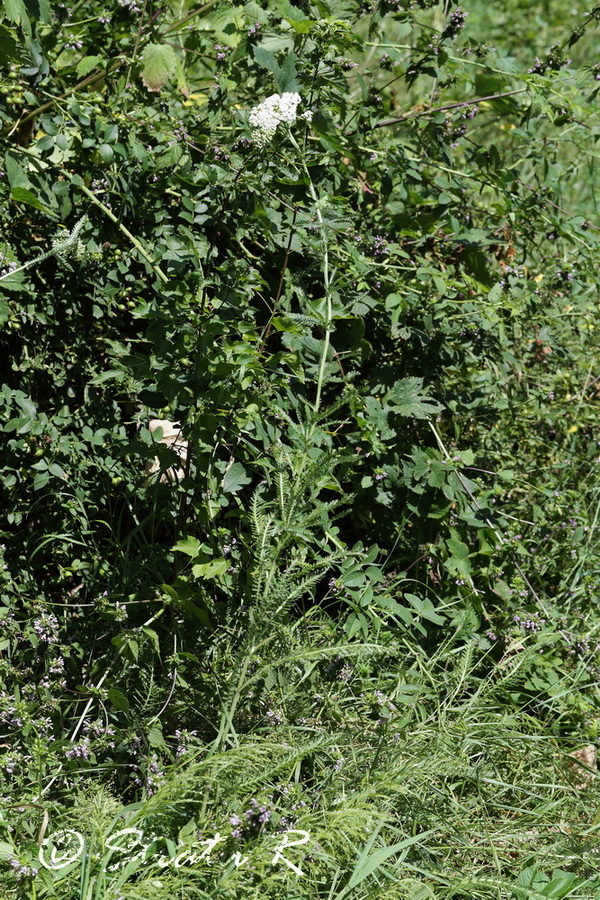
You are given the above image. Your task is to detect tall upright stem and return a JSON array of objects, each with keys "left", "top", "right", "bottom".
[{"left": 288, "top": 132, "right": 332, "bottom": 415}]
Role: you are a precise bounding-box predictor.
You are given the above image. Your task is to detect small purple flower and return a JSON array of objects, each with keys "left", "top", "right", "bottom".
[{"left": 33, "top": 613, "right": 59, "bottom": 644}]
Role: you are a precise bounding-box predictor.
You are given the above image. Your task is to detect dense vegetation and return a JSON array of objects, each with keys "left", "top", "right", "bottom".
[{"left": 1, "top": 0, "right": 600, "bottom": 897}]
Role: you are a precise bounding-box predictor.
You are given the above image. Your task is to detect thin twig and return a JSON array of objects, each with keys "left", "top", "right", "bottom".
[
  {"left": 374, "top": 89, "right": 526, "bottom": 130},
  {"left": 3, "top": 61, "right": 124, "bottom": 136}
]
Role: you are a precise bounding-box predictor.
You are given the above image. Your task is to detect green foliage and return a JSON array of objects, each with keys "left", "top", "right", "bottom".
[{"left": 0, "top": 0, "right": 599, "bottom": 896}]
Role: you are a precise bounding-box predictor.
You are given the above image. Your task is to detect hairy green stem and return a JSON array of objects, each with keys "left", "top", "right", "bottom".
[
  {"left": 11, "top": 147, "right": 170, "bottom": 283},
  {"left": 0, "top": 218, "right": 85, "bottom": 281}
]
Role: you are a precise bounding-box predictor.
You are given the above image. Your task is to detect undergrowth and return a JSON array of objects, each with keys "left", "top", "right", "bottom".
[{"left": 0, "top": 0, "right": 599, "bottom": 896}]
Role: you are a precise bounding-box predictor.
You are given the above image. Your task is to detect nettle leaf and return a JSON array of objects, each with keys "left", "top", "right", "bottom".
[
  {"left": 75, "top": 55, "right": 103, "bottom": 78},
  {"left": 0, "top": 271, "right": 23, "bottom": 293},
  {"left": 0, "top": 841, "right": 16, "bottom": 861},
  {"left": 385, "top": 378, "right": 442, "bottom": 419},
  {"left": 212, "top": 5, "right": 245, "bottom": 44},
  {"left": 3, "top": 0, "right": 31, "bottom": 32},
  {"left": 140, "top": 43, "right": 177, "bottom": 92}
]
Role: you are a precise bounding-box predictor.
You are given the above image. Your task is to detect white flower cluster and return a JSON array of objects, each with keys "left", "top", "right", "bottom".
[{"left": 248, "top": 92, "right": 303, "bottom": 146}]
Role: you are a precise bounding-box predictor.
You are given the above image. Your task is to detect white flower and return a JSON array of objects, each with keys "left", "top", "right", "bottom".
[{"left": 248, "top": 92, "right": 303, "bottom": 145}]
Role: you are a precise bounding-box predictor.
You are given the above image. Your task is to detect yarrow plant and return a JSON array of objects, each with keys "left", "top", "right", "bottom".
[
  {"left": 1, "top": 0, "right": 600, "bottom": 897},
  {"left": 248, "top": 92, "right": 310, "bottom": 146}
]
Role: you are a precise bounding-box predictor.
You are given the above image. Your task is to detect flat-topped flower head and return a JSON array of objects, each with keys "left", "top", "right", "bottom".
[{"left": 249, "top": 92, "right": 303, "bottom": 146}]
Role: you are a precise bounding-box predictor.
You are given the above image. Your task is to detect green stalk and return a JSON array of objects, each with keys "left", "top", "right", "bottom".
[
  {"left": 75, "top": 181, "right": 169, "bottom": 284},
  {"left": 287, "top": 131, "right": 332, "bottom": 414}
]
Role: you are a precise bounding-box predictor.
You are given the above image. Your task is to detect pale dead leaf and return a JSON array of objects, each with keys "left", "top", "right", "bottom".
[
  {"left": 567, "top": 745, "right": 597, "bottom": 789},
  {"left": 146, "top": 419, "right": 188, "bottom": 483}
]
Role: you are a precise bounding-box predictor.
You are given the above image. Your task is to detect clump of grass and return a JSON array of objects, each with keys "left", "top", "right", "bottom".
[{"left": 10, "top": 618, "right": 597, "bottom": 900}]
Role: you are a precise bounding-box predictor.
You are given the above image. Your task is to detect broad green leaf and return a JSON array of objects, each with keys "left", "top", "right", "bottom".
[
  {"left": 488, "top": 282, "right": 504, "bottom": 304},
  {"left": 385, "top": 377, "right": 442, "bottom": 419},
  {"left": 172, "top": 536, "right": 201, "bottom": 557},
  {"left": 10, "top": 185, "right": 54, "bottom": 215},
  {"left": 0, "top": 251, "right": 23, "bottom": 292},
  {"left": 0, "top": 841, "right": 16, "bottom": 860},
  {"left": 0, "top": 23, "right": 23, "bottom": 64},
  {"left": 4, "top": 415, "right": 32, "bottom": 433},
  {"left": 141, "top": 626, "right": 160, "bottom": 654},
  {"left": 212, "top": 5, "right": 245, "bottom": 44},
  {"left": 76, "top": 55, "right": 103, "bottom": 78},
  {"left": 222, "top": 461, "right": 251, "bottom": 493},
  {"left": 3, "top": 0, "right": 30, "bottom": 32},
  {"left": 274, "top": 52, "right": 300, "bottom": 93},
  {"left": 107, "top": 688, "right": 130, "bottom": 712},
  {"left": 312, "top": 110, "right": 348, "bottom": 156},
  {"left": 191, "top": 559, "right": 229, "bottom": 580},
  {"left": 253, "top": 46, "right": 279, "bottom": 76},
  {"left": 140, "top": 42, "right": 177, "bottom": 92},
  {"left": 98, "top": 143, "right": 113, "bottom": 163},
  {"left": 447, "top": 537, "right": 469, "bottom": 559}
]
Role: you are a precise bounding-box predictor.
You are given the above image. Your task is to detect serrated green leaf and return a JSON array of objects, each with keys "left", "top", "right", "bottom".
[
  {"left": 385, "top": 377, "right": 442, "bottom": 419},
  {"left": 212, "top": 5, "right": 245, "bottom": 44},
  {"left": 140, "top": 42, "right": 177, "bottom": 92},
  {"left": 0, "top": 273, "right": 23, "bottom": 293},
  {"left": 107, "top": 688, "right": 130, "bottom": 712},
  {"left": 447, "top": 537, "right": 469, "bottom": 559},
  {"left": 253, "top": 46, "right": 279, "bottom": 76},
  {"left": 222, "top": 461, "right": 251, "bottom": 493},
  {"left": 0, "top": 841, "right": 16, "bottom": 860},
  {"left": 275, "top": 52, "right": 300, "bottom": 93},
  {"left": 488, "top": 282, "right": 503, "bottom": 304},
  {"left": 172, "top": 536, "right": 201, "bottom": 557},
  {"left": 3, "top": 0, "right": 30, "bottom": 30},
  {"left": 75, "top": 55, "right": 103, "bottom": 78},
  {"left": 191, "top": 559, "right": 229, "bottom": 579}
]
